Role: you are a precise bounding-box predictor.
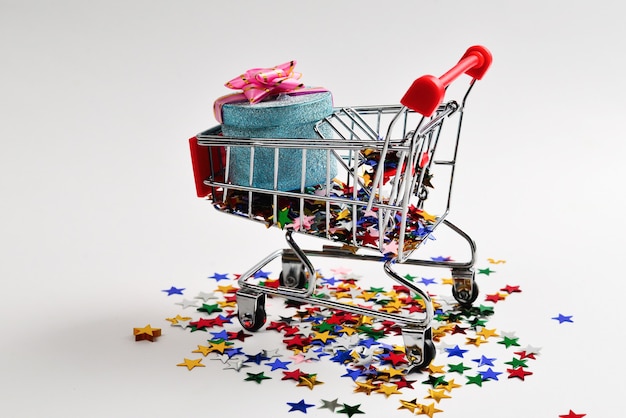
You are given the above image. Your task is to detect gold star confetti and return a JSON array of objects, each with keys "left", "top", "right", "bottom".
[
  {"left": 465, "top": 336, "right": 488, "bottom": 347},
  {"left": 418, "top": 402, "right": 444, "bottom": 417},
  {"left": 378, "top": 367, "right": 405, "bottom": 379},
  {"left": 133, "top": 324, "right": 161, "bottom": 342},
  {"left": 191, "top": 345, "right": 211, "bottom": 356},
  {"left": 398, "top": 399, "right": 420, "bottom": 414},
  {"left": 426, "top": 363, "right": 446, "bottom": 374},
  {"left": 165, "top": 314, "right": 191, "bottom": 325},
  {"left": 297, "top": 374, "right": 324, "bottom": 390},
  {"left": 437, "top": 378, "right": 462, "bottom": 393},
  {"left": 426, "top": 389, "right": 451, "bottom": 403},
  {"left": 354, "top": 379, "right": 378, "bottom": 395},
  {"left": 376, "top": 383, "right": 402, "bottom": 398},
  {"left": 177, "top": 358, "right": 205, "bottom": 370},
  {"left": 476, "top": 328, "right": 499, "bottom": 339}
]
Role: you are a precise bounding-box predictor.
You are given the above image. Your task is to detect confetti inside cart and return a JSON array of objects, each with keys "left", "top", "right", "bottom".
[{"left": 189, "top": 45, "right": 492, "bottom": 370}]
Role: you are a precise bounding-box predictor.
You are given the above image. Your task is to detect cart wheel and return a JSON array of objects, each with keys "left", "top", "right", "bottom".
[
  {"left": 406, "top": 339, "right": 436, "bottom": 373},
  {"left": 279, "top": 270, "right": 307, "bottom": 289},
  {"left": 452, "top": 281, "right": 479, "bottom": 306},
  {"left": 421, "top": 340, "right": 436, "bottom": 368},
  {"left": 238, "top": 294, "right": 267, "bottom": 332}
]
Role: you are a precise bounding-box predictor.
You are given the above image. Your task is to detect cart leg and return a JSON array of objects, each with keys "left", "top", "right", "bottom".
[
  {"left": 237, "top": 290, "right": 267, "bottom": 332},
  {"left": 402, "top": 326, "right": 435, "bottom": 372},
  {"left": 451, "top": 268, "right": 479, "bottom": 306}
]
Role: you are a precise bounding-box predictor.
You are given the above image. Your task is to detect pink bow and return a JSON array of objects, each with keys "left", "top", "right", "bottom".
[
  {"left": 213, "top": 61, "right": 331, "bottom": 124},
  {"left": 225, "top": 60, "right": 304, "bottom": 104}
]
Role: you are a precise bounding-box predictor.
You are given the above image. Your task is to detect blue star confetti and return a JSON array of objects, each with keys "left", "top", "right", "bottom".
[
  {"left": 208, "top": 273, "right": 230, "bottom": 282},
  {"left": 287, "top": 399, "right": 315, "bottom": 413},
  {"left": 552, "top": 313, "right": 574, "bottom": 324},
  {"left": 161, "top": 286, "right": 185, "bottom": 296}
]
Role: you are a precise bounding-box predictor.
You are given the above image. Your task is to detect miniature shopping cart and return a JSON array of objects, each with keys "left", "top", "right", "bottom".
[{"left": 189, "top": 45, "right": 492, "bottom": 370}]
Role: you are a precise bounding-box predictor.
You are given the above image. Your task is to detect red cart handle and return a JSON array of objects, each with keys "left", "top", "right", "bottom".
[{"left": 400, "top": 45, "right": 492, "bottom": 117}]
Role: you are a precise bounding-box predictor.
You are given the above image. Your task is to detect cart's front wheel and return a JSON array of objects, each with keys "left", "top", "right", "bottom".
[
  {"left": 405, "top": 339, "right": 436, "bottom": 373},
  {"left": 237, "top": 293, "right": 267, "bottom": 332},
  {"left": 421, "top": 340, "right": 436, "bottom": 367},
  {"left": 239, "top": 305, "right": 266, "bottom": 332}
]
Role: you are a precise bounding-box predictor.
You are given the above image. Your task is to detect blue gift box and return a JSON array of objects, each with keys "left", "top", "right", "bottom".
[{"left": 221, "top": 91, "right": 336, "bottom": 191}]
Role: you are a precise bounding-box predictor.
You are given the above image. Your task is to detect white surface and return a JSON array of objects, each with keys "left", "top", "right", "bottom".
[{"left": 1, "top": 1, "right": 625, "bottom": 417}]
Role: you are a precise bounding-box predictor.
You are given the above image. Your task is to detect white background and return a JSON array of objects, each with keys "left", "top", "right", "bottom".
[{"left": 1, "top": 1, "right": 625, "bottom": 417}]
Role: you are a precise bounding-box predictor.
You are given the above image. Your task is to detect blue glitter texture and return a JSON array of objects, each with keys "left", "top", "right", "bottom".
[{"left": 222, "top": 92, "right": 336, "bottom": 191}]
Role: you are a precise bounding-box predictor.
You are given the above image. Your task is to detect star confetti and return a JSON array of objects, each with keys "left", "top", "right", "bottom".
[
  {"left": 244, "top": 371, "right": 272, "bottom": 384},
  {"left": 140, "top": 254, "right": 542, "bottom": 416},
  {"left": 559, "top": 410, "right": 586, "bottom": 418},
  {"left": 337, "top": 403, "right": 365, "bottom": 418},
  {"left": 319, "top": 398, "right": 340, "bottom": 412},
  {"left": 287, "top": 399, "right": 315, "bottom": 413},
  {"left": 133, "top": 324, "right": 161, "bottom": 342},
  {"left": 208, "top": 272, "right": 230, "bottom": 282},
  {"left": 506, "top": 367, "right": 533, "bottom": 380},
  {"left": 161, "top": 286, "right": 185, "bottom": 296},
  {"left": 177, "top": 358, "right": 205, "bottom": 370},
  {"left": 552, "top": 313, "right": 574, "bottom": 324}
]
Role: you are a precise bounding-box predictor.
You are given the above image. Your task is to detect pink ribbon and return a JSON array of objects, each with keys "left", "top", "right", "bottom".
[
  {"left": 213, "top": 60, "right": 331, "bottom": 123},
  {"left": 227, "top": 60, "right": 304, "bottom": 103}
]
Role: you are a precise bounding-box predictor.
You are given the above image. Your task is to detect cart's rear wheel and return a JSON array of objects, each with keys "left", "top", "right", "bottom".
[
  {"left": 279, "top": 270, "right": 306, "bottom": 289},
  {"left": 452, "top": 282, "right": 479, "bottom": 306}
]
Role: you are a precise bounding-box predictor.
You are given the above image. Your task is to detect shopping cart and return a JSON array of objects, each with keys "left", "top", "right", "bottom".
[{"left": 189, "top": 45, "right": 492, "bottom": 370}]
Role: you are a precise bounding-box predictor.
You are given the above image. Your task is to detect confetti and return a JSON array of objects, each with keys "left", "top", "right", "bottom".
[
  {"left": 133, "top": 324, "right": 161, "bottom": 342},
  {"left": 287, "top": 399, "right": 315, "bottom": 413},
  {"left": 506, "top": 367, "right": 533, "bottom": 380},
  {"left": 136, "top": 257, "right": 547, "bottom": 415},
  {"left": 319, "top": 398, "right": 340, "bottom": 412},
  {"left": 174, "top": 299, "right": 199, "bottom": 309},
  {"left": 559, "top": 410, "right": 586, "bottom": 418},
  {"left": 337, "top": 403, "right": 365, "bottom": 417},
  {"left": 162, "top": 286, "right": 185, "bottom": 296},
  {"left": 208, "top": 273, "right": 230, "bottom": 282},
  {"left": 552, "top": 314, "right": 574, "bottom": 324},
  {"left": 176, "top": 358, "right": 205, "bottom": 370},
  {"left": 244, "top": 371, "right": 272, "bottom": 384}
]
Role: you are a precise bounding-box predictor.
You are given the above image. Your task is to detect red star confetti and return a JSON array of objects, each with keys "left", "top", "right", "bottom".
[
  {"left": 558, "top": 410, "right": 586, "bottom": 418},
  {"left": 506, "top": 367, "right": 533, "bottom": 380}
]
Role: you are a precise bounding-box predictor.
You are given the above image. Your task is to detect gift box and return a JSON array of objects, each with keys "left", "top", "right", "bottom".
[
  {"left": 221, "top": 92, "right": 335, "bottom": 191},
  {"left": 215, "top": 61, "right": 336, "bottom": 192}
]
